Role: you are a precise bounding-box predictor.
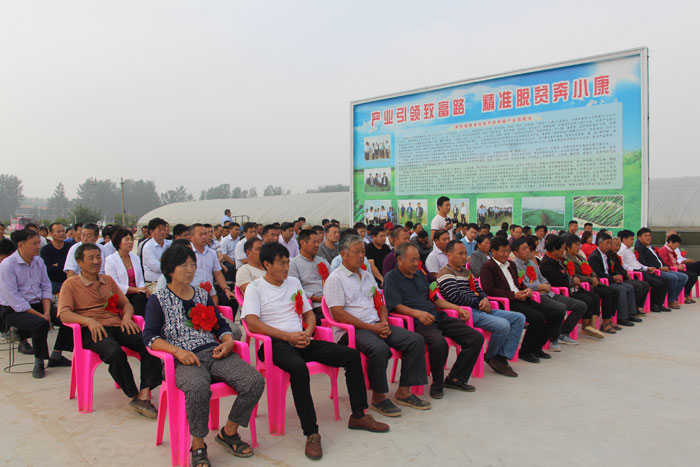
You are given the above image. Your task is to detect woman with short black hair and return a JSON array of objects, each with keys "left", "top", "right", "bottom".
[{"left": 143, "top": 244, "right": 264, "bottom": 467}]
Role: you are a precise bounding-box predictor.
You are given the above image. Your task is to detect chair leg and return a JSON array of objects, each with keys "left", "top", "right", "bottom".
[
  {"left": 209, "top": 399, "right": 220, "bottom": 431},
  {"left": 249, "top": 405, "right": 259, "bottom": 448},
  {"left": 156, "top": 389, "right": 168, "bottom": 446},
  {"left": 266, "top": 372, "right": 287, "bottom": 436},
  {"left": 69, "top": 360, "right": 77, "bottom": 400},
  {"left": 330, "top": 369, "right": 340, "bottom": 421}
]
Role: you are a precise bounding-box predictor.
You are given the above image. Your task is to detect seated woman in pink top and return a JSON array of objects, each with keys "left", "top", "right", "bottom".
[
  {"left": 658, "top": 234, "right": 697, "bottom": 304},
  {"left": 105, "top": 229, "right": 149, "bottom": 315}
]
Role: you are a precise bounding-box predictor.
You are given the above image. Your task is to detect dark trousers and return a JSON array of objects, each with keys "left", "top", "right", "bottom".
[
  {"left": 539, "top": 294, "right": 582, "bottom": 335},
  {"left": 594, "top": 284, "right": 618, "bottom": 319},
  {"left": 413, "top": 311, "right": 484, "bottom": 388},
  {"left": 509, "top": 299, "right": 562, "bottom": 353},
  {"left": 679, "top": 264, "right": 699, "bottom": 297},
  {"left": 641, "top": 271, "right": 668, "bottom": 306},
  {"left": 126, "top": 292, "right": 148, "bottom": 316},
  {"left": 571, "top": 289, "right": 600, "bottom": 319},
  {"left": 1, "top": 303, "right": 73, "bottom": 359},
  {"left": 625, "top": 279, "right": 650, "bottom": 309},
  {"left": 81, "top": 326, "right": 162, "bottom": 398},
  {"left": 339, "top": 325, "right": 427, "bottom": 393},
  {"left": 259, "top": 338, "right": 367, "bottom": 436}
]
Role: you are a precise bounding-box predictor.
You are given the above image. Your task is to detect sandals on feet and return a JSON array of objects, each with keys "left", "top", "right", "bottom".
[
  {"left": 600, "top": 323, "right": 617, "bottom": 334},
  {"left": 215, "top": 429, "right": 254, "bottom": 458},
  {"left": 191, "top": 444, "right": 210, "bottom": 467}
]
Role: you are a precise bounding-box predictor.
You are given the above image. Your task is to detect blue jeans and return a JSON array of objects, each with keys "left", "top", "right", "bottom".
[
  {"left": 472, "top": 309, "right": 525, "bottom": 360},
  {"left": 659, "top": 270, "right": 687, "bottom": 303}
]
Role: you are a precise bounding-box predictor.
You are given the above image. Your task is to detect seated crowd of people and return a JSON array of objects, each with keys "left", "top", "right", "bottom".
[{"left": 0, "top": 204, "right": 696, "bottom": 465}]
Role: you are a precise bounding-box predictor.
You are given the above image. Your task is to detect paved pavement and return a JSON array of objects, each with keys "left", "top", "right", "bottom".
[{"left": 1, "top": 305, "right": 699, "bottom": 467}]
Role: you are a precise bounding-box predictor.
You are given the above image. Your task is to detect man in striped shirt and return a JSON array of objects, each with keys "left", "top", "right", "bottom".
[{"left": 437, "top": 241, "right": 523, "bottom": 377}]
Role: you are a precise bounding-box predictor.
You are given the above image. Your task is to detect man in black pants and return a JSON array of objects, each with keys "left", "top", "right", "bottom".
[
  {"left": 480, "top": 236, "right": 564, "bottom": 363},
  {"left": 242, "top": 243, "right": 388, "bottom": 461},
  {"left": 618, "top": 230, "right": 671, "bottom": 312},
  {"left": 384, "top": 242, "right": 484, "bottom": 399},
  {"left": 58, "top": 243, "right": 161, "bottom": 417},
  {"left": 0, "top": 229, "right": 73, "bottom": 378}
]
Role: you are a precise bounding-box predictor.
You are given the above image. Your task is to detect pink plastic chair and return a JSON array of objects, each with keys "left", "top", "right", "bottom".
[
  {"left": 550, "top": 287, "right": 580, "bottom": 340},
  {"left": 319, "top": 296, "right": 407, "bottom": 390},
  {"left": 241, "top": 320, "right": 340, "bottom": 436},
  {"left": 388, "top": 310, "right": 463, "bottom": 395},
  {"left": 67, "top": 315, "right": 145, "bottom": 413},
  {"left": 148, "top": 342, "right": 258, "bottom": 467},
  {"left": 234, "top": 285, "right": 245, "bottom": 307},
  {"left": 626, "top": 271, "right": 651, "bottom": 313}
]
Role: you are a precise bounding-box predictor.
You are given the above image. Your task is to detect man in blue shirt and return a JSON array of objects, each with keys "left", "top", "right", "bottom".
[
  {"left": 460, "top": 223, "right": 479, "bottom": 259},
  {"left": 0, "top": 229, "right": 72, "bottom": 378}
]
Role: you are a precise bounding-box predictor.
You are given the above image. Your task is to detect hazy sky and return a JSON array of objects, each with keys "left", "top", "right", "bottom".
[{"left": 1, "top": 0, "right": 698, "bottom": 199}]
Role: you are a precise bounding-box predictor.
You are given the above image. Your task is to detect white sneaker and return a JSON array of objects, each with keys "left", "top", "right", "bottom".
[
  {"left": 549, "top": 340, "right": 561, "bottom": 352},
  {"left": 559, "top": 335, "right": 579, "bottom": 345}
]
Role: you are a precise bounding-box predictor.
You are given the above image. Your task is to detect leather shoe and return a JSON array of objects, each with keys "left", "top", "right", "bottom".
[
  {"left": 650, "top": 305, "right": 661, "bottom": 312},
  {"left": 305, "top": 433, "right": 322, "bottom": 460},
  {"left": 47, "top": 356, "right": 72, "bottom": 367},
  {"left": 486, "top": 356, "right": 518, "bottom": 377},
  {"left": 533, "top": 349, "right": 551, "bottom": 359},
  {"left": 429, "top": 384, "right": 443, "bottom": 399},
  {"left": 659, "top": 305, "right": 672, "bottom": 312},
  {"left": 618, "top": 319, "right": 635, "bottom": 327},
  {"left": 347, "top": 414, "right": 389, "bottom": 433},
  {"left": 628, "top": 316, "right": 643, "bottom": 323},
  {"left": 32, "top": 363, "right": 45, "bottom": 379},
  {"left": 518, "top": 352, "right": 540, "bottom": 364},
  {"left": 18, "top": 340, "right": 33, "bottom": 355}
]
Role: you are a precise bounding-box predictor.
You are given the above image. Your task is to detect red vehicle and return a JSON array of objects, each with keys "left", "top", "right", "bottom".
[{"left": 10, "top": 215, "right": 34, "bottom": 233}]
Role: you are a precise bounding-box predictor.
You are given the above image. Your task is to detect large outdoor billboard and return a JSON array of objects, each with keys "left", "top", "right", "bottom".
[{"left": 351, "top": 48, "right": 649, "bottom": 233}]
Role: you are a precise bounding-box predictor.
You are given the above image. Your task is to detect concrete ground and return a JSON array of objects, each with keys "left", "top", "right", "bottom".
[{"left": 1, "top": 305, "right": 699, "bottom": 467}]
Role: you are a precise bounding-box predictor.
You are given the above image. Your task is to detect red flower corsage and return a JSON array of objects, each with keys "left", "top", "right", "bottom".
[
  {"left": 199, "top": 281, "right": 212, "bottom": 293},
  {"left": 104, "top": 293, "right": 121, "bottom": 315},
  {"left": 317, "top": 262, "right": 329, "bottom": 285},
  {"left": 186, "top": 303, "right": 219, "bottom": 332}
]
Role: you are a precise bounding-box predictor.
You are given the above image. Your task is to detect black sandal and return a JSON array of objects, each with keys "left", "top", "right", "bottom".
[
  {"left": 600, "top": 323, "right": 617, "bottom": 334},
  {"left": 215, "top": 428, "right": 254, "bottom": 458},
  {"left": 191, "top": 444, "right": 210, "bottom": 467}
]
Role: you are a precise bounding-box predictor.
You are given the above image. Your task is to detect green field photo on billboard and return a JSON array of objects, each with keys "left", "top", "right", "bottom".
[
  {"left": 573, "top": 195, "right": 624, "bottom": 228},
  {"left": 521, "top": 196, "right": 565, "bottom": 228}
]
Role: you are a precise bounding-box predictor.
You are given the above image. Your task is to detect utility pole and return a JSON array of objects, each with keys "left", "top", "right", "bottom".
[{"left": 120, "top": 177, "right": 126, "bottom": 226}]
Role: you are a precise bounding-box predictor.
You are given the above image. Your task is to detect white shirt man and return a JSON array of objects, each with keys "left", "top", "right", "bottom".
[
  {"left": 431, "top": 214, "right": 453, "bottom": 240},
  {"left": 220, "top": 234, "right": 239, "bottom": 265},
  {"left": 425, "top": 246, "right": 448, "bottom": 274},
  {"left": 241, "top": 276, "right": 310, "bottom": 334},
  {"left": 64, "top": 242, "right": 106, "bottom": 275},
  {"left": 619, "top": 242, "right": 648, "bottom": 272},
  {"left": 142, "top": 238, "right": 172, "bottom": 282}
]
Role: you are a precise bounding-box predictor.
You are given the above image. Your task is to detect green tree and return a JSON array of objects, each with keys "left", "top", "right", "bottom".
[
  {"left": 200, "top": 183, "right": 232, "bottom": 200},
  {"left": 264, "top": 185, "right": 290, "bottom": 196},
  {"left": 306, "top": 184, "right": 350, "bottom": 193},
  {"left": 122, "top": 179, "right": 161, "bottom": 217},
  {"left": 161, "top": 185, "right": 194, "bottom": 205},
  {"left": 47, "top": 183, "right": 71, "bottom": 219},
  {"left": 71, "top": 204, "right": 102, "bottom": 224},
  {"left": 0, "top": 174, "right": 24, "bottom": 220},
  {"left": 76, "top": 178, "right": 120, "bottom": 220}
]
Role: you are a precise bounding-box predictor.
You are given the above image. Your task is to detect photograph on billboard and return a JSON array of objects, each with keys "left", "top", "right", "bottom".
[{"left": 351, "top": 48, "right": 648, "bottom": 233}]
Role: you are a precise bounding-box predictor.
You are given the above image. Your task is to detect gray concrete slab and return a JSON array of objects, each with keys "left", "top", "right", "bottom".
[{"left": 1, "top": 305, "right": 699, "bottom": 467}]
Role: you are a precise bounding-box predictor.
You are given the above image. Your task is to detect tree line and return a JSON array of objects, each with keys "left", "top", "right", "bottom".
[{"left": 0, "top": 174, "right": 347, "bottom": 226}]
